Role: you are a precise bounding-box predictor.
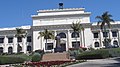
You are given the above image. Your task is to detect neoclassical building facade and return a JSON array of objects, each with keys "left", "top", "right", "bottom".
[{"left": 0, "top": 8, "right": 119, "bottom": 54}]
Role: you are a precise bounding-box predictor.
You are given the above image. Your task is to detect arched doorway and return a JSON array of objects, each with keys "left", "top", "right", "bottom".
[
  {"left": 94, "top": 42, "right": 99, "bottom": 47},
  {"left": 8, "top": 47, "right": 13, "bottom": 54},
  {"left": 0, "top": 47, "right": 3, "bottom": 54},
  {"left": 113, "top": 40, "right": 119, "bottom": 47}
]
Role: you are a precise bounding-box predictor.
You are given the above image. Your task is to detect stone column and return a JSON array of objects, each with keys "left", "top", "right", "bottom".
[
  {"left": 99, "top": 30, "right": 104, "bottom": 48},
  {"left": 118, "top": 30, "right": 120, "bottom": 46},
  {"left": 22, "top": 37, "right": 27, "bottom": 53},
  {"left": 13, "top": 37, "right": 17, "bottom": 53},
  {"left": 67, "top": 30, "right": 72, "bottom": 48},
  {"left": 4, "top": 36, "right": 8, "bottom": 53}
]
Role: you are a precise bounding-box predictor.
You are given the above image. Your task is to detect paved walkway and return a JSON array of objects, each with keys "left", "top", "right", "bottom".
[{"left": 67, "top": 57, "right": 120, "bottom": 67}]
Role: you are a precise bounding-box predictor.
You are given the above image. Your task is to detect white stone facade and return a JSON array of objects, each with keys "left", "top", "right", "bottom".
[{"left": 0, "top": 8, "right": 119, "bottom": 53}]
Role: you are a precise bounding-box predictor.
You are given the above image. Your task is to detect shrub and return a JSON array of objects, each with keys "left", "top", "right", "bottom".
[
  {"left": 109, "top": 48, "right": 120, "bottom": 57},
  {"left": 31, "top": 53, "right": 41, "bottom": 62},
  {"left": 68, "top": 48, "right": 83, "bottom": 59},
  {"left": 76, "top": 49, "right": 109, "bottom": 60},
  {"left": 0, "top": 56, "right": 26, "bottom": 65}
]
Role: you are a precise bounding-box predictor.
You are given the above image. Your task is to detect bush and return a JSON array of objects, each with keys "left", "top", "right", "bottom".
[
  {"left": 76, "top": 49, "right": 109, "bottom": 60},
  {"left": 31, "top": 53, "right": 41, "bottom": 62},
  {"left": 68, "top": 48, "right": 83, "bottom": 59},
  {"left": 109, "top": 48, "right": 120, "bottom": 57},
  {"left": 0, "top": 56, "right": 26, "bottom": 65}
]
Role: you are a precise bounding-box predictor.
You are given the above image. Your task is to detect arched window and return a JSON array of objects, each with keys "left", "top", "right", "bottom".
[
  {"left": 8, "top": 47, "right": 13, "bottom": 54},
  {"left": 27, "top": 46, "right": 32, "bottom": 51},
  {"left": 94, "top": 42, "right": 99, "bottom": 47},
  {"left": 57, "top": 32, "right": 66, "bottom": 38},
  {"left": 113, "top": 40, "right": 118, "bottom": 45},
  {"left": 71, "top": 32, "right": 79, "bottom": 38},
  {"left": 17, "top": 44, "right": 22, "bottom": 53},
  {"left": 0, "top": 47, "right": 3, "bottom": 54}
]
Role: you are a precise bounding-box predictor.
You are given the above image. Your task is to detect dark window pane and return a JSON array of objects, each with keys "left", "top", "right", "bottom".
[
  {"left": 57, "top": 32, "right": 66, "bottom": 38},
  {"left": 45, "top": 43, "right": 53, "bottom": 50},
  {"left": 27, "top": 36, "right": 31, "bottom": 42},
  {"left": 17, "top": 37, "right": 22, "bottom": 42},
  {"left": 103, "top": 32, "right": 108, "bottom": 37},
  {"left": 112, "top": 31, "right": 117, "bottom": 37},
  {"left": 0, "top": 38, "right": 4, "bottom": 43},
  {"left": 95, "top": 42, "right": 99, "bottom": 47},
  {"left": 93, "top": 32, "right": 98, "bottom": 38},
  {"left": 8, "top": 37, "right": 13, "bottom": 43},
  {"left": 72, "top": 41, "right": 80, "bottom": 48},
  {"left": 71, "top": 32, "right": 79, "bottom": 38}
]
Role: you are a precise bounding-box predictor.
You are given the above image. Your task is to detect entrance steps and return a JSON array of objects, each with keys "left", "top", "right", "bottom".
[{"left": 42, "top": 52, "right": 70, "bottom": 61}]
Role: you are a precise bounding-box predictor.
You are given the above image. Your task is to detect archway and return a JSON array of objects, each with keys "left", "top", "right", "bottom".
[
  {"left": 57, "top": 32, "right": 66, "bottom": 38},
  {"left": 71, "top": 32, "right": 79, "bottom": 38},
  {"left": 8, "top": 47, "right": 13, "bottom": 54},
  {"left": 94, "top": 42, "right": 99, "bottom": 47}
]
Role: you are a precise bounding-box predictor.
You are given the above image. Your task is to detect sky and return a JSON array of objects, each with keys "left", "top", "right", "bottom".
[{"left": 0, "top": 0, "right": 120, "bottom": 28}]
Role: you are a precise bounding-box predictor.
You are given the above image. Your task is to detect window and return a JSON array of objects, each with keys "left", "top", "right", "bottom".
[
  {"left": 94, "top": 42, "right": 99, "bottom": 47},
  {"left": 45, "top": 43, "right": 53, "bottom": 50},
  {"left": 8, "top": 47, "right": 13, "bottom": 54},
  {"left": 112, "top": 31, "right": 117, "bottom": 37},
  {"left": 57, "top": 32, "right": 66, "bottom": 38},
  {"left": 17, "top": 37, "right": 22, "bottom": 42},
  {"left": 0, "top": 38, "right": 4, "bottom": 43},
  {"left": 0, "top": 47, "right": 3, "bottom": 54},
  {"left": 71, "top": 32, "right": 79, "bottom": 38},
  {"left": 113, "top": 40, "right": 118, "bottom": 45},
  {"left": 8, "top": 37, "right": 13, "bottom": 43},
  {"left": 72, "top": 41, "right": 80, "bottom": 48},
  {"left": 27, "top": 36, "right": 31, "bottom": 42},
  {"left": 103, "top": 32, "right": 108, "bottom": 37},
  {"left": 93, "top": 32, "right": 98, "bottom": 38},
  {"left": 27, "top": 46, "right": 32, "bottom": 51}
]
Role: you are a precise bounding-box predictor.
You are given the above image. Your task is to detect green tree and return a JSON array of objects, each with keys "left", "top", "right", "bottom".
[
  {"left": 71, "top": 21, "right": 83, "bottom": 48},
  {"left": 96, "top": 11, "right": 114, "bottom": 48},
  {"left": 15, "top": 28, "right": 27, "bottom": 53},
  {"left": 38, "top": 29, "right": 54, "bottom": 50}
]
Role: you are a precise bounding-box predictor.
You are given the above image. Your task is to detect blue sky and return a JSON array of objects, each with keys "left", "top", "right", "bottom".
[{"left": 0, "top": 0, "right": 120, "bottom": 28}]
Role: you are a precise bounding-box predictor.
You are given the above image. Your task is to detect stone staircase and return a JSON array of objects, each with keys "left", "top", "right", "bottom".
[{"left": 42, "top": 52, "right": 70, "bottom": 61}]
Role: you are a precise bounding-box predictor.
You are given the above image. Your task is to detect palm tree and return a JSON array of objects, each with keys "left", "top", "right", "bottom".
[
  {"left": 96, "top": 11, "right": 114, "bottom": 48},
  {"left": 38, "top": 29, "right": 54, "bottom": 50},
  {"left": 71, "top": 21, "right": 83, "bottom": 48},
  {"left": 15, "top": 28, "right": 27, "bottom": 53}
]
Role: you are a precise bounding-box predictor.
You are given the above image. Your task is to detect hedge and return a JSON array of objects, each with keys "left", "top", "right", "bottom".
[
  {"left": 76, "top": 49, "right": 110, "bottom": 60},
  {"left": 0, "top": 56, "right": 26, "bottom": 65}
]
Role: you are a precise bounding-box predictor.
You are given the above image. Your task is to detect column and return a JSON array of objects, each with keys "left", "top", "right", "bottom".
[
  {"left": 99, "top": 30, "right": 104, "bottom": 48},
  {"left": 67, "top": 30, "right": 72, "bottom": 49},
  {"left": 22, "top": 37, "right": 27, "bottom": 53},
  {"left": 13, "top": 37, "right": 17, "bottom": 53},
  {"left": 118, "top": 30, "right": 120, "bottom": 46},
  {"left": 4, "top": 36, "right": 8, "bottom": 53}
]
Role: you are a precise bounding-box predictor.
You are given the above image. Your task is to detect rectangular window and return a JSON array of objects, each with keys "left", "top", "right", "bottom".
[
  {"left": 0, "top": 38, "right": 4, "bottom": 43},
  {"left": 72, "top": 41, "right": 80, "bottom": 48},
  {"left": 17, "top": 37, "right": 22, "bottom": 42},
  {"left": 8, "top": 37, "right": 13, "bottom": 43},
  {"left": 112, "top": 31, "right": 117, "bottom": 37},
  {"left": 45, "top": 43, "right": 53, "bottom": 50},
  {"left": 27, "top": 36, "right": 31, "bottom": 42},
  {"left": 93, "top": 32, "right": 98, "bottom": 38},
  {"left": 103, "top": 32, "right": 108, "bottom": 37}
]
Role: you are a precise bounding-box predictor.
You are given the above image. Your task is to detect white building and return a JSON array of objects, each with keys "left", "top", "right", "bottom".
[{"left": 0, "top": 8, "right": 119, "bottom": 54}]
